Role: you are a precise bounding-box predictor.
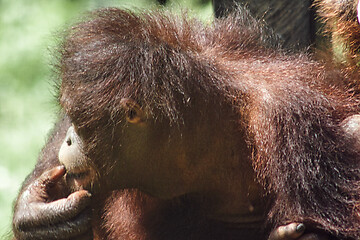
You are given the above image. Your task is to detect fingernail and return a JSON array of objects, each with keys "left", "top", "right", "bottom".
[
  {"left": 296, "top": 223, "right": 305, "bottom": 233},
  {"left": 51, "top": 166, "right": 66, "bottom": 178},
  {"left": 56, "top": 165, "right": 66, "bottom": 174},
  {"left": 57, "top": 165, "right": 65, "bottom": 171}
]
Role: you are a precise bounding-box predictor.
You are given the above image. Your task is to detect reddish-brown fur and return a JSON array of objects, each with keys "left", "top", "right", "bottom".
[
  {"left": 98, "top": 190, "right": 266, "bottom": 240},
  {"left": 56, "top": 7, "right": 360, "bottom": 239},
  {"left": 314, "top": 0, "right": 360, "bottom": 69}
]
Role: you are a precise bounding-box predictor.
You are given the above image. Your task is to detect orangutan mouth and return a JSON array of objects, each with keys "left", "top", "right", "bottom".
[{"left": 66, "top": 170, "right": 89, "bottom": 180}]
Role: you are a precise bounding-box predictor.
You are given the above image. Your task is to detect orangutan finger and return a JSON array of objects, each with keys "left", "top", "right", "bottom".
[
  {"left": 14, "top": 190, "right": 91, "bottom": 229},
  {"left": 14, "top": 208, "right": 92, "bottom": 240},
  {"left": 269, "top": 223, "right": 306, "bottom": 240}
]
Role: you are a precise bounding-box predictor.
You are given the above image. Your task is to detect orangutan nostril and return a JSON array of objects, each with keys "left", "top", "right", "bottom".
[{"left": 66, "top": 138, "right": 72, "bottom": 146}]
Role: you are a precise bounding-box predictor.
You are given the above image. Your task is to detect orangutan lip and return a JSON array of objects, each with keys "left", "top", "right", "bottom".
[{"left": 66, "top": 170, "right": 89, "bottom": 180}]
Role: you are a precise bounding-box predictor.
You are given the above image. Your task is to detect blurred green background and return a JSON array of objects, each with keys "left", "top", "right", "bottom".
[{"left": 0, "top": 0, "right": 212, "bottom": 238}]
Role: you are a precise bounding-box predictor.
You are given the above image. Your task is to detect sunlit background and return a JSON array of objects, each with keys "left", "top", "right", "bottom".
[{"left": 0, "top": 0, "right": 213, "bottom": 238}]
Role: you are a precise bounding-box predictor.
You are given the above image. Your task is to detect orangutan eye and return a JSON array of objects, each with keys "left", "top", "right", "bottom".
[
  {"left": 127, "top": 109, "right": 137, "bottom": 121},
  {"left": 120, "top": 98, "right": 144, "bottom": 124}
]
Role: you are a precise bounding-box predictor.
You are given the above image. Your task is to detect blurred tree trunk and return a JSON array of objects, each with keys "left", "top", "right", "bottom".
[{"left": 213, "top": 0, "right": 315, "bottom": 49}]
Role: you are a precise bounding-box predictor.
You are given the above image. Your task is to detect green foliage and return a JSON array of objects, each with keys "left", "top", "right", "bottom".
[{"left": 0, "top": 0, "right": 212, "bottom": 238}]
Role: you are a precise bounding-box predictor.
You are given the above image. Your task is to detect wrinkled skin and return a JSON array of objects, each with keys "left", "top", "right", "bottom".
[{"left": 12, "top": 166, "right": 92, "bottom": 240}]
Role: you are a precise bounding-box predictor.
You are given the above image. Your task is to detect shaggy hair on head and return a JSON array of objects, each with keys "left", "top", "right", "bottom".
[{"left": 57, "top": 7, "right": 279, "bottom": 127}]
